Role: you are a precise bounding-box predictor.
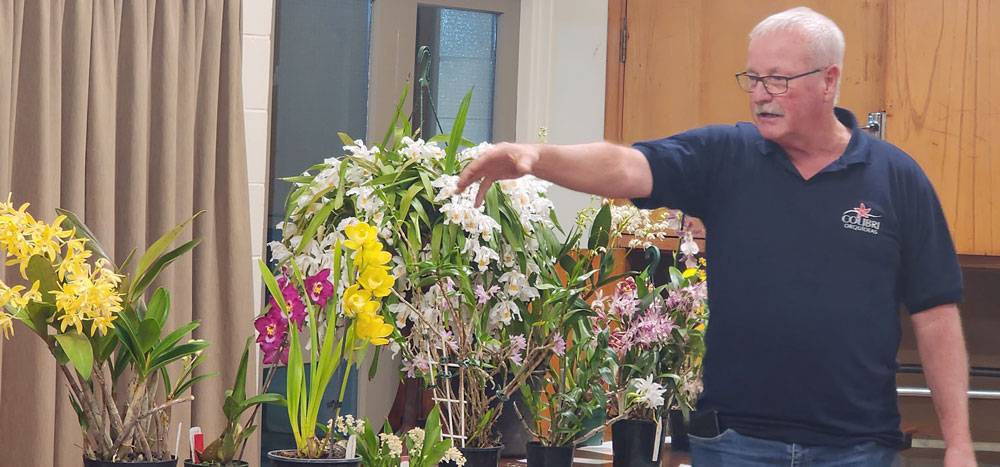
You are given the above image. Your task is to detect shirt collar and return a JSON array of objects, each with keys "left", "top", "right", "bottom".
[{"left": 755, "top": 107, "right": 872, "bottom": 176}]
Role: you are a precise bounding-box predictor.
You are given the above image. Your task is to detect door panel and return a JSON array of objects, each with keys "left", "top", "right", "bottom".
[
  {"left": 621, "top": 0, "right": 886, "bottom": 144},
  {"left": 885, "top": 0, "right": 1000, "bottom": 255}
]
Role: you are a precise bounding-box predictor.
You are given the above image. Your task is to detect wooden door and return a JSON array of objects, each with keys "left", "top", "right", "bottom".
[
  {"left": 610, "top": 0, "right": 886, "bottom": 143},
  {"left": 607, "top": 0, "right": 1000, "bottom": 256},
  {"left": 885, "top": 0, "right": 1000, "bottom": 255}
]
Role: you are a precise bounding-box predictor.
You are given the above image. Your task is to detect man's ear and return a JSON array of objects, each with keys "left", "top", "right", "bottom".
[{"left": 825, "top": 65, "right": 841, "bottom": 102}]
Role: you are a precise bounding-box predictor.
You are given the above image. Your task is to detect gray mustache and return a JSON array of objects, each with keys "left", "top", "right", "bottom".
[{"left": 754, "top": 105, "right": 784, "bottom": 116}]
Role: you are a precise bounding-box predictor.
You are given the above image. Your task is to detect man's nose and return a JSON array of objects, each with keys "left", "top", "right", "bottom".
[{"left": 750, "top": 83, "right": 772, "bottom": 104}]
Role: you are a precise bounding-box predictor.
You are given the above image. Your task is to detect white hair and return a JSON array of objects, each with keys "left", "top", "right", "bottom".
[
  {"left": 750, "top": 7, "right": 845, "bottom": 68},
  {"left": 750, "top": 7, "right": 845, "bottom": 100}
]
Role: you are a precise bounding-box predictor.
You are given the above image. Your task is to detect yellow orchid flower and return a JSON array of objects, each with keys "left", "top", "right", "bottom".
[
  {"left": 354, "top": 247, "right": 392, "bottom": 269},
  {"left": 682, "top": 268, "right": 698, "bottom": 279},
  {"left": 19, "top": 281, "right": 42, "bottom": 307},
  {"left": 90, "top": 313, "right": 116, "bottom": 337},
  {"left": 356, "top": 309, "right": 393, "bottom": 346},
  {"left": 0, "top": 313, "right": 13, "bottom": 338},
  {"left": 58, "top": 238, "right": 92, "bottom": 281},
  {"left": 343, "top": 284, "right": 373, "bottom": 318},
  {"left": 358, "top": 266, "right": 395, "bottom": 298},
  {"left": 344, "top": 222, "right": 380, "bottom": 250},
  {"left": 56, "top": 307, "right": 85, "bottom": 335}
]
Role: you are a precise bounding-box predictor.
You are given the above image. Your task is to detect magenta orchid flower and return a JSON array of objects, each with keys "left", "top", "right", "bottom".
[
  {"left": 255, "top": 308, "right": 289, "bottom": 364},
  {"left": 304, "top": 268, "right": 334, "bottom": 308},
  {"left": 273, "top": 274, "right": 307, "bottom": 329}
]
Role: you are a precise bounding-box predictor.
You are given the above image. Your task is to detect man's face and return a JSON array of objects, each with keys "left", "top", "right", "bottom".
[{"left": 745, "top": 30, "right": 834, "bottom": 144}]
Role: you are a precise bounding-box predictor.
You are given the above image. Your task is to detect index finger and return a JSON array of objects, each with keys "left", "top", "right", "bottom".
[{"left": 456, "top": 157, "right": 483, "bottom": 194}]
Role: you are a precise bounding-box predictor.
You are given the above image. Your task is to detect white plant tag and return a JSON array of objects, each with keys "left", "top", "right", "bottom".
[
  {"left": 346, "top": 434, "right": 358, "bottom": 459},
  {"left": 652, "top": 415, "right": 663, "bottom": 461}
]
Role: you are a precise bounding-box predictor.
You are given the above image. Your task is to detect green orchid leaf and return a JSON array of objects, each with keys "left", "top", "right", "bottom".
[
  {"left": 338, "top": 132, "right": 357, "bottom": 147},
  {"left": 55, "top": 208, "right": 111, "bottom": 262},
  {"left": 134, "top": 211, "right": 203, "bottom": 284},
  {"left": 129, "top": 239, "right": 200, "bottom": 302},
  {"left": 588, "top": 203, "right": 611, "bottom": 250},
  {"left": 294, "top": 202, "right": 336, "bottom": 256},
  {"left": 443, "top": 90, "right": 473, "bottom": 172},
  {"left": 382, "top": 84, "right": 411, "bottom": 149},
  {"left": 150, "top": 321, "right": 200, "bottom": 359},
  {"left": 55, "top": 332, "right": 94, "bottom": 381},
  {"left": 137, "top": 318, "right": 161, "bottom": 353}
]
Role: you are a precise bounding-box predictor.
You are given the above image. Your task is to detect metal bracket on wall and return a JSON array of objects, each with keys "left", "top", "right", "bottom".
[{"left": 863, "top": 111, "right": 886, "bottom": 139}]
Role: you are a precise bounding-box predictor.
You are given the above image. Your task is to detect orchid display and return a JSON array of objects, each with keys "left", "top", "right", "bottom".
[
  {"left": 597, "top": 250, "right": 709, "bottom": 423},
  {"left": 263, "top": 88, "right": 581, "bottom": 450},
  {"left": 356, "top": 406, "right": 466, "bottom": 467},
  {"left": 608, "top": 203, "right": 682, "bottom": 249},
  {"left": 515, "top": 204, "right": 625, "bottom": 448},
  {"left": 258, "top": 220, "right": 396, "bottom": 460},
  {"left": 0, "top": 196, "right": 210, "bottom": 462}
]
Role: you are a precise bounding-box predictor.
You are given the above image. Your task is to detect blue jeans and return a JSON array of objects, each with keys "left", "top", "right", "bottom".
[{"left": 690, "top": 428, "right": 901, "bottom": 467}]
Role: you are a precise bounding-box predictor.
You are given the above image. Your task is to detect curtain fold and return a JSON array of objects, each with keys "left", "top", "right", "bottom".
[{"left": 0, "top": 1, "right": 254, "bottom": 465}]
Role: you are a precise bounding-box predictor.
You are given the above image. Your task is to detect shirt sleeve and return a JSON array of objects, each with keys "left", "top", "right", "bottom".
[
  {"left": 899, "top": 165, "right": 963, "bottom": 313},
  {"left": 629, "top": 125, "right": 734, "bottom": 219}
]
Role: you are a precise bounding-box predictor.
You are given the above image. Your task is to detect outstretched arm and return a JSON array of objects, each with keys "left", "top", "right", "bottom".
[{"left": 456, "top": 142, "right": 653, "bottom": 206}]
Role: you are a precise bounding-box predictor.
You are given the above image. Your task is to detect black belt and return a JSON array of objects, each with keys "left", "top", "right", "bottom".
[{"left": 688, "top": 410, "right": 726, "bottom": 438}]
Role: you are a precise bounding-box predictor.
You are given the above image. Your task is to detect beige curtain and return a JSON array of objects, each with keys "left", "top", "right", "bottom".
[{"left": 0, "top": 1, "right": 256, "bottom": 465}]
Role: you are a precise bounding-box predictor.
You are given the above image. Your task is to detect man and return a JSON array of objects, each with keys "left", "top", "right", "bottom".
[{"left": 457, "top": 7, "right": 976, "bottom": 467}]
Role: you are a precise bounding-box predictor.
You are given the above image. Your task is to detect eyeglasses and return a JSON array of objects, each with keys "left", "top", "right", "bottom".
[{"left": 734, "top": 68, "right": 825, "bottom": 95}]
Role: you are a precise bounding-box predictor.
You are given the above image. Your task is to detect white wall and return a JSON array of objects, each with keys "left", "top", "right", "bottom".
[
  {"left": 241, "top": 0, "right": 275, "bottom": 388},
  {"left": 517, "top": 0, "right": 608, "bottom": 233}
]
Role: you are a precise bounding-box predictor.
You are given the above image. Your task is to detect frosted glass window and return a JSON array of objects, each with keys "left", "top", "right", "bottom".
[
  {"left": 415, "top": 7, "right": 498, "bottom": 142},
  {"left": 268, "top": 0, "right": 371, "bottom": 244}
]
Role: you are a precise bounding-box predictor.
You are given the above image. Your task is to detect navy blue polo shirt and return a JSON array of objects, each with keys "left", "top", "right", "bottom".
[{"left": 632, "top": 108, "right": 962, "bottom": 447}]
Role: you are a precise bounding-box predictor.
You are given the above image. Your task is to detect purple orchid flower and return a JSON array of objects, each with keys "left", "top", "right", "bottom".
[
  {"left": 304, "top": 268, "right": 334, "bottom": 308},
  {"left": 254, "top": 308, "right": 289, "bottom": 364}
]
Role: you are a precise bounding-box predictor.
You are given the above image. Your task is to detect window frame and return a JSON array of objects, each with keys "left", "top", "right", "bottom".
[{"left": 369, "top": 0, "right": 520, "bottom": 142}]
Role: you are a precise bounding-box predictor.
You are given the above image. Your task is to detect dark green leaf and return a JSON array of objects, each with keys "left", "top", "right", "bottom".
[
  {"left": 134, "top": 211, "right": 203, "bottom": 284},
  {"left": 172, "top": 372, "right": 217, "bottom": 398},
  {"left": 293, "top": 202, "right": 336, "bottom": 256},
  {"left": 381, "top": 84, "right": 411, "bottom": 149},
  {"left": 398, "top": 183, "right": 423, "bottom": 225},
  {"left": 334, "top": 160, "right": 350, "bottom": 210},
  {"left": 145, "top": 288, "right": 170, "bottom": 328},
  {"left": 588, "top": 204, "right": 611, "bottom": 250},
  {"left": 149, "top": 340, "right": 210, "bottom": 373},
  {"left": 129, "top": 239, "right": 200, "bottom": 302},
  {"left": 137, "top": 319, "right": 161, "bottom": 353},
  {"left": 443, "top": 90, "right": 473, "bottom": 172},
  {"left": 55, "top": 333, "right": 94, "bottom": 380},
  {"left": 150, "top": 321, "right": 200, "bottom": 360}
]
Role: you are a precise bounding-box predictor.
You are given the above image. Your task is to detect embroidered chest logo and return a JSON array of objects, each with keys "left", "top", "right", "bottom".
[{"left": 842, "top": 202, "right": 881, "bottom": 235}]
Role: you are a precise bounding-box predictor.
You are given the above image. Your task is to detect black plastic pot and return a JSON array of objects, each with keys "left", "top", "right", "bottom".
[
  {"left": 525, "top": 442, "right": 573, "bottom": 467},
  {"left": 669, "top": 409, "right": 690, "bottom": 452},
  {"left": 266, "top": 450, "right": 360, "bottom": 467},
  {"left": 496, "top": 393, "right": 531, "bottom": 458},
  {"left": 611, "top": 419, "right": 663, "bottom": 467},
  {"left": 439, "top": 445, "right": 502, "bottom": 467},
  {"left": 183, "top": 460, "right": 249, "bottom": 467},
  {"left": 83, "top": 456, "right": 177, "bottom": 467}
]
